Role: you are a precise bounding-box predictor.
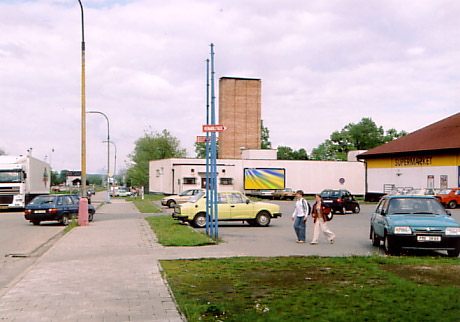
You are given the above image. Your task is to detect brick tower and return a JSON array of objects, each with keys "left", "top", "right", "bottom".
[{"left": 218, "top": 77, "right": 261, "bottom": 159}]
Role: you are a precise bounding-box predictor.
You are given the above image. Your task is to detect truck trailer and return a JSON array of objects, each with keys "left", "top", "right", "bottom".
[{"left": 0, "top": 155, "right": 51, "bottom": 209}]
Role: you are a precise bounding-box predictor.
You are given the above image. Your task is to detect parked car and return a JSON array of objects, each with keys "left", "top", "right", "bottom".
[
  {"left": 435, "top": 188, "right": 460, "bottom": 209},
  {"left": 273, "top": 188, "right": 296, "bottom": 200},
  {"left": 115, "top": 187, "right": 132, "bottom": 197},
  {"left": 370, "top": 195, "right": 460, "bottom": 257},
  {"left": 320, "top": 189, "right": 360, "bottom": 214},
  {"left": 161, "top": 189, "right": 204, "bottom": 208},
  {"left": 407, "top": 188, "right": 436, "bottom": 196},
  {"left": 172, "top": 191, "right": 282, "bottom": 228},
  {"left": 24, "top": 194, "right": 96, "bottom": 226}
]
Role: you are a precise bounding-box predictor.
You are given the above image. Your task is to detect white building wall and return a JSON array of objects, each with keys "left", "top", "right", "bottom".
[{"left": 150, "top": 158, "right": 365, "bottom": 195}]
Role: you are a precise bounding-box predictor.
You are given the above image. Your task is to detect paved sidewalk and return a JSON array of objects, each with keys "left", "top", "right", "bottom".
[{"left": 0, "top": 199, "right": 183, "bottom": 322}]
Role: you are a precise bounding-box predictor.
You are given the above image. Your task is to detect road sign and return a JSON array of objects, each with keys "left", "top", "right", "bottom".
[
  {"left": 202, "top": 124, "right": 227, "bottom": 132},
  {"left": 197, "top": 136, "right": 208, "bottom": 143}
]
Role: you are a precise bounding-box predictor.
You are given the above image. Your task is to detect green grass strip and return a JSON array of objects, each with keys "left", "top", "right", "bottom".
[
  {"left": 146, "top": 215, "right": 216, "bottom": 247},
  {"left": 127, "top": 195, "right": 162, "bottom": 213},
  {"left": 160, "top": 256, "right": 460, "bottom": 321}
]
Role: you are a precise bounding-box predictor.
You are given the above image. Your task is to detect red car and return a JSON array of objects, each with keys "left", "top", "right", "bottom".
[{"left": 435, "top": 188, "right": 460, "bottom": 209}]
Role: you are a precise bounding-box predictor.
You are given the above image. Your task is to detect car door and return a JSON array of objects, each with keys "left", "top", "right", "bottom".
[
  {"left": 228, "top": 192, "right": 253, "bottom": 219},
  {"left": 216, "top": 192, "right": 231, "bottom": 219},
  {"left": 372, "top": 198, "right": 389, "bottom": 238},
  {"left": 64, "top": 196, "right": 77, "bottom": 218}
]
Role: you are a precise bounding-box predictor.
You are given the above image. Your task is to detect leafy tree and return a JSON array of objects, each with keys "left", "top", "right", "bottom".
[
  {"left": 0, "top": 148, "right": 6, "bottom": 156},
  {"left": 194, "top": 140, "right": 218, "bottom": 159},
  {"left": 261, "top": 120, "right": 272, "bottom": 149},
  {"left": 127, "top": 129, "right": 186, "bottom": 189},
  {"left": 277, "top": 146, "right": 309, "bottom": 160},
  {"left": 311, "top": 117, "right": 407, "bottom": 161}
]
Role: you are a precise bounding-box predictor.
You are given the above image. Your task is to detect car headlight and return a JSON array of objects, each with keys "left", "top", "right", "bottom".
[
  {"left": 394, "top": 226, "right": 412, "bottom": 234},
  {"left": 445, "top": 227, "right": 460, "bottom": 236}
]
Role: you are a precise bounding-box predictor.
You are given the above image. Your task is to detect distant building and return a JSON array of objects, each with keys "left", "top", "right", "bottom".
[
  {"left": 358, "top": 112, "right": 460, "bottom": 200},
  {"left": 218, "top": 77, "right": 262, "bottom": 159}
]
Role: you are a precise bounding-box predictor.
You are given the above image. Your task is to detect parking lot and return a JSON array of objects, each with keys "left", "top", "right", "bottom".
[{"left": 156, "top": 200, "right": 460, "bottom": 260}]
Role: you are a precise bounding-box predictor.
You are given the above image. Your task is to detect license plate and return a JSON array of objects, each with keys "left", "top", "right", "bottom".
[
  {"left": 34, "top": 210, "right": 46, "bottom": 214},
  {"left": 323, "top": 200, "right": 333, "bottom": 203},
  {"left": 417, "top": 235, "right": 441, "bottom": 242}
]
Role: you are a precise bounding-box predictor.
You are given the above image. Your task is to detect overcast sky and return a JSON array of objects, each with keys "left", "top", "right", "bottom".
[{"left": 1, "top": 0, "right": 459, "bottom": 174}]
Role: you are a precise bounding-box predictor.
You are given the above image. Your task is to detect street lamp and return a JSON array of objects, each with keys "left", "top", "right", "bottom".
[
  {"left": 103, "top": 140, "right": 117, "bottom": 177},
  {"left": 87, "top": 110, "right": 111, "bottom": 203},
  {"left": 77, "top": 0, "right": 86, "bottom": 198}
]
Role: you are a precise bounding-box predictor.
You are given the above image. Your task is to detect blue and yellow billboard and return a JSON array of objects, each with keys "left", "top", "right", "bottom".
[{"left": 244, "top": 168, "right": 285, "bottom": 190}]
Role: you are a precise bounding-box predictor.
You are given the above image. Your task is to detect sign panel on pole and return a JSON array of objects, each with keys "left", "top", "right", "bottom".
[{"left": 202, "top": 124, "right": 227, "bottom": 132}]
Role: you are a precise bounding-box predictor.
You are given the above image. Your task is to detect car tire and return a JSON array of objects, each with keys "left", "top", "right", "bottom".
[
  {"left": 353, "top": 205, "right": 360, "bottom": 214},
  {"left": 255, "top": 211, "right": 271, "bottom": 227},
  {"left": 448, "top": 200, "right": 457, "bottom": 209},
  {"left": 384, "top": 235, "right": 397, "bottom": 255},
  {"left": 447, "top": 247, "right": 460, "bottom": 257},
  {"left": 60, "top": 215, "right": 70, "bottom": 226},
  {"left": 88, "top": 211, "right": 94, "bottom": 222},
  {"left": 371, "top": 229, "right": 380, "bottom": 247},
  {"left": 32, "top": 220, "right": 40, "bottom": 226},
  {"left": 167, "top": 200, "right": 176, "bottom": 208},
  {"left": 192, "top": 213, "right": 206, "bottom": 228}
]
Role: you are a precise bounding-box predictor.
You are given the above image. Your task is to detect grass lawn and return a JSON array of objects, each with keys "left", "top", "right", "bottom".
[
  {"left": 146, "top": 215, "right": 217, "bottom": 247},
  {"left": 127, "top": 194, "right": 163, "bottom": 213},
  {"left": 160, "top": 256, "right": 460, "bottom": 321}
]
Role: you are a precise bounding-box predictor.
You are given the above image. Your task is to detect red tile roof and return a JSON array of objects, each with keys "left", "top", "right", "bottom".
[{"left": 358, "top": 112, "right": 460, "bottom": 158}]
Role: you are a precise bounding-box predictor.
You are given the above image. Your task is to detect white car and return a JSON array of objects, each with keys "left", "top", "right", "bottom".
[{"left": 115, "top": 188, "right": 132, "bottom": 197}]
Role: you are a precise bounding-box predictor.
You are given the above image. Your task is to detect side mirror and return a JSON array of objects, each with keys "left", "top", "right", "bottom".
[
  {"left": 380, "top": 209, "right": 386, "bottom": 216},
  {"left": 246, "top": 199, "right": 250, "bottom": 204},
  {"left": 446, "top": 210, "right": 451, "bottom": 216}
]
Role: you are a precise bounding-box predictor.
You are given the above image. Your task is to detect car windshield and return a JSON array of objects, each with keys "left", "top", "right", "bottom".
[
  {"left": 438, "top": 189, "right": 452, "bottom": 195},
  {"left": 321, "top": 190, "right": 340, "bottom": 197},
  {"left": 29, "top": 195, "right": 56, "bottom": 205},
  {"left": 387, "top": 198, "right": 446, "bottom": 215},
  {"left": 190, "top": 191, "right": 205, "bottom": 203}
]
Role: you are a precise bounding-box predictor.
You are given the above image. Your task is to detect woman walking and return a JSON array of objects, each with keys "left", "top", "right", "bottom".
[
  {"left": 311, "top": 194, "right": 335, "bottom": 245},
  {"left": 292, "top": 190, "right": 310, "bottom": 243}
]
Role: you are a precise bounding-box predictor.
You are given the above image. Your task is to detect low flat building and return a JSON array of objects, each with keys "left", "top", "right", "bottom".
[{"left": 358, "top": 112, "right": 460, "bottom": 200}]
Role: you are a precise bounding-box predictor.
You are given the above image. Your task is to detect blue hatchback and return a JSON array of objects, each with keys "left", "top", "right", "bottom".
[
  {"left": 370, "top": 195, "right": 460, "bottom": 257},
  {"left": 25, "top": 194, "right": 95, "bottom": 226}
]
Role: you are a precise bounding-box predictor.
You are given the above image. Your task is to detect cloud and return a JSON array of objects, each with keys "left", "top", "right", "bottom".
[{"left": 1, "top": 0, "right": 459, "bottom": 172}]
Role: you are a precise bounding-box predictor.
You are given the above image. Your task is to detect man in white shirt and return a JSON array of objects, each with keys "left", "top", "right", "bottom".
[{"left": 291, "top": 190, "right": 310, "bottom": 243}]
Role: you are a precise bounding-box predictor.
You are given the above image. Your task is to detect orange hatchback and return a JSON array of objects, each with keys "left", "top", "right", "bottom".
[{"left": 435, "top": 188, "right": 460, "bottom": 209}]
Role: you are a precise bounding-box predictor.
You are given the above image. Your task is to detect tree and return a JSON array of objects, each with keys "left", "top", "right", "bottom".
[
  {"left": 311, "top": 117, "right": 407, "bottom": 161},
  {"left": 194, "top": 141, "right": 219, "bottom": 159},
  {"left": 0, "top": 148, "right": 6, "bottom": 156},
  {"left": 127, "top": 129, "right": 186, "bottom": 189},
  {"left": 277, "top": 146, "right": 309, "bottom": 160},
  {"left": 261, "top": 120, "right": 272, "bottom": 149}
]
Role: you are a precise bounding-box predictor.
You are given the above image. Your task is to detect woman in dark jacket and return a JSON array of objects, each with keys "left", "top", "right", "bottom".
[{"left": 311, "top": 194, "right": 335, "bottom": 245}]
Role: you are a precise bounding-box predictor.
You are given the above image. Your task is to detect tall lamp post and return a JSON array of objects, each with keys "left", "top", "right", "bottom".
[
  {"left": 87, "top": 110, "right": 111, "bottom": 203},
  {"left": 77, "top": 0, "right": 87, "bottom": 199},
  {"left": 103, "top": 140, "right": 117, "bottom": 178}
]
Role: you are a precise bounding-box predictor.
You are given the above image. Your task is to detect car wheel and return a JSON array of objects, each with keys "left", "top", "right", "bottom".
[
  {"left": 167, "top": 200, "right": 176, "bottom": 208},
  {"left": 256, "top": 212, "right": 271, "bottom": 227},
  {"left": 60, "top": 215, "right": 69, "bottom": 226},
  {"left": 193, "top": 213, "right": 206, "bottom": 228},
  {"left": 88, "top": 211, "right": 94, "bottom": 222},
  {"left": 371, "top": 229, "right": 380, "bottom": 246},
  {"left": 341, "top": 206, "right": 347, "bottom": 214},
  {"left": 384, "top": 235, "right": 397, "bottom": 255},
  {"left": 447, "top": 247, "right": 460, "bottom": 257},
  {"left": 32, "top": 220, "right": 40, "bottom": 226},
  {"left": 448, "top": 200, "right": 457, "bottom": 209},
  {"left": 353, "top": 205, "right": 360, "bottom": 213}
]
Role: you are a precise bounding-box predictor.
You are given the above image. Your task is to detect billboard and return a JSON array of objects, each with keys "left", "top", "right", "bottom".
[{"left": 244, "top": 168, "right": 285, "bottom": 190}]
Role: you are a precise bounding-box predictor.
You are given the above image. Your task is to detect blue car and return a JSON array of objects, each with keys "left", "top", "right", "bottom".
[
  {"left": 370, "top": 195, "right": 460, "bottom": 257},
  {"left": 25, "top": 194, "right": 95, "bottom": 226}
]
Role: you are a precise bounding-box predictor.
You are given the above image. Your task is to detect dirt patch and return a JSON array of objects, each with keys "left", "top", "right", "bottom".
[{"left": 382, "top": 264, "right": 460, "bottom": 287}]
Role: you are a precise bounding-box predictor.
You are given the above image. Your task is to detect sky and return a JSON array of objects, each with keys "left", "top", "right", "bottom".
[{"left": 1, "top": 0, "right": 459, "bottom": 174}]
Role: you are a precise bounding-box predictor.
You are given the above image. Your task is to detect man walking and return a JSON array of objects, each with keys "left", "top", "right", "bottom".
[{"left": 292, "top": 190, "right": 310, "bottom": 243}]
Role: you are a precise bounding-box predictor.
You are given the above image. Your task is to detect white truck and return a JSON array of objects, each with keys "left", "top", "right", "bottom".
[{"left": 0, "top": 156, "right": 51, "bottom": 209}]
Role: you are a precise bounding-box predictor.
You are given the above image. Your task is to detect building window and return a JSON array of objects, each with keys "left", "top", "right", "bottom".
[
  {"left": 220, "top": 178, "right": 233, "bottom": 185},
  {"left": 183, "top": 177, "right": 196, "bottom": 185}
]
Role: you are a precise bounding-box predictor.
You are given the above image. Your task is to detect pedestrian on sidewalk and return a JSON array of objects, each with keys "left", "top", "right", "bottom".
[
  {"left": 291, "top": 190, "right": 310, "bottom": 243},
  {"left": 311, "top": 194, "right": 335, "bottom": 245}
]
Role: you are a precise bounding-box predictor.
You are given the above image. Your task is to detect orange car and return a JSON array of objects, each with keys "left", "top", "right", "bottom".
[{"left": 435, "top": 188, "right": 460, "bottom": 209}]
